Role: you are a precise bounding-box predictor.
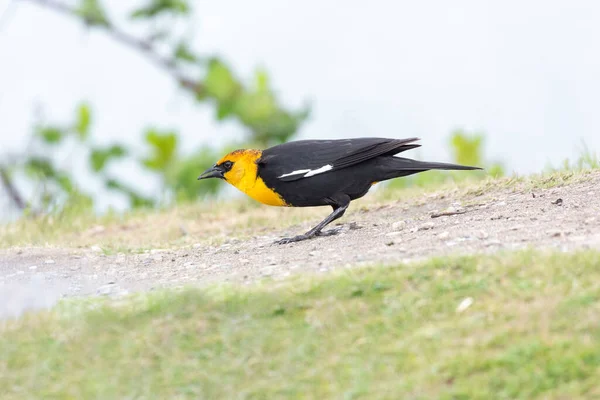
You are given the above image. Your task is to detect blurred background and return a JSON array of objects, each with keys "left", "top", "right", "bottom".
[{"left": 1, "top": 0, "right": 599, "bottom": 221}]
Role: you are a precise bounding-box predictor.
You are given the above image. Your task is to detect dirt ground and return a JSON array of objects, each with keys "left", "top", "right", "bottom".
[{"left": 2, "top": 172, "right": 600, "bottom": 317}]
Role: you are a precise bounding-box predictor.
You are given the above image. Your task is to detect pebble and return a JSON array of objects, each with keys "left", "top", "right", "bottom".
[
  {"left": 44, "top": 259, "right": 55, "bottom": 265},
  {"left": 476, "top": 230, "right": 489, "bottom": 240},
  {"left": 485, "top": 240, "right": 502, "bottom": 247},
  {"left": 97, "top": 283, "right": 115, "bottom": 296},
  {"left": 438, "top": 231, "right": 450, "bottom": 239},
  {"left": 29, "top": 265, "right": 38, "bottom": 270},
  {"left": 392, "top": 221, "right": 407, "bottom": 230},
  {"left": 456, "top": 297, "right": 474, "bottom": 313},
  {"left": 90, "top": 245, "right": 102, "bottom": 252},
  {"left": 418, "top": 222, "right": 435, "bottom": 231}
]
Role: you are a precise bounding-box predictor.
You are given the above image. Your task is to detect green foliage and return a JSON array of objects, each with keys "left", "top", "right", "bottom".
[
  {"left": 90, "top": 145, "right": 127, "bottom": 172},
  {"left": 76, "top": 0, "right": 110, "bottom": 27},
  {"left": 105, "top": 179, "right": 154, "bottom": 209},
  {"left": 200, "top": 59, "right": 310, "bottom": 147},
  {"left": 165, "top": 148, "right": 223, "bottom": 201},
  {"left": 37, "top": 127, "right": 64, "bottom": 144},
  {"left": 130, "top": 0, "right": 190, "bottom": 19},
  {"left": 75, "top": 103, "right": 92, "bottom": 139},
  {"left": 0, "top": 0, "right": 303, "bottom": 219},
  {"left": 173, "top": 41, "right": 197, "bottom": 63},
  {"left": 142, "top": 129, "right": 178, "bottom": 171}
]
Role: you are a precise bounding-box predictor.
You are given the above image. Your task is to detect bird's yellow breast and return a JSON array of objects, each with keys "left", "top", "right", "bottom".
[
  {"left": 221, "top": 149, "right": 288, "bottom": 207},
  {"left": 243, "top": 176, "right": 288, "bottom": 207}
]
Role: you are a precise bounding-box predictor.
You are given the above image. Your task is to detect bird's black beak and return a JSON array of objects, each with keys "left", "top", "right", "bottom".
[{"left": 197, "top": 165, "right": 224, "bottom": 180}]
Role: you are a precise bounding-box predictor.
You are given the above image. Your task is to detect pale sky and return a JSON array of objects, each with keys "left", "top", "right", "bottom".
[{"left": 1, "top": 0, "right": 600, "bottom": 210}]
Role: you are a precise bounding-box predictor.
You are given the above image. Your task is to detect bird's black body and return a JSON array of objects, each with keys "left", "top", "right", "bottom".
[
  {"left": 198, "top": 137, "right": 481, "bottom": 244},
  {"left": 257, "top": 137, "right": 476, "bottom": 207}
]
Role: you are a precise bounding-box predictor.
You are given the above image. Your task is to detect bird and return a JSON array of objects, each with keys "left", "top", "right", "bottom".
[{"left": 198, "top": 137, "right": 481, "bottom": 244}]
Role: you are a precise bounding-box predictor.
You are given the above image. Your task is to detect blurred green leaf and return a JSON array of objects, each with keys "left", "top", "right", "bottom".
[
  {"left": 56, "top": 174, "right": 74, "bottom": 192},
  {"left": 105, "top": 178, "right": 155, "bottom": 208},
  {"left": 38, "top": 127, "right": 64, "bottom": 144},
  {"left": 25, "top": 158, "right": 57, "bottom": 178},
  {"left": 142, "top": 129, "right": 178, "bottom": 171},
  {"left": 90, "top": 145, "right": 127, "bottom": 172},
  {"left": 255, "top": 68, "right": 269, "bottom": 91},
  {"left": 75, "top": 103, "right": 92, "bottom": 140},
  {"left": 130, "top": 0, "right": 189, "bottom": 19},
  {"left": 173, "top": 42, "right": 197, "bottom": 63},
  {"left": 203, "top": 59, "right": 241, "bottom": 104},
  {"left": 450, "top": 130, "right": 484, "bottom": 166},
  {"left": 165, "top": 148, "right": 222, "bottom": 201},
  {"left": 77, "top": 0, "right": 110, "bottom": 26}
]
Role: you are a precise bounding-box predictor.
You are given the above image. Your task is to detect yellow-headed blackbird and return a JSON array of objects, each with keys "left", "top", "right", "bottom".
[{"left": 198, "top": 137, "right": 481, "bottom": 244}]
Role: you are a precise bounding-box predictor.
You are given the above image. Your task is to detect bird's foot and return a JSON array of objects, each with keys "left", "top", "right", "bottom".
[
  {"left": 274, "top": 227, "right": 343, "bottom": 245},
  {"left": 274, "top": 234, "right": 312, "bottom": 245},
  {"left": 315, "top": 227, "right": 343, "bottom": 237}
]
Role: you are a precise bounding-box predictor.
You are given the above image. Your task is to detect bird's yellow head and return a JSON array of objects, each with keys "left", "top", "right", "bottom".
[
  {"left": 197, "top": 149, "right": 262, "bottom": 187},
  {"left": 197, "top": 148, "right": 288, "bottom": 207}
]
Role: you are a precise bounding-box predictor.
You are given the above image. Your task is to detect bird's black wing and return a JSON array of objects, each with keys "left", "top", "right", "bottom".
[{"left": 259, "top": 137, "right": 420, "bottom": 182}]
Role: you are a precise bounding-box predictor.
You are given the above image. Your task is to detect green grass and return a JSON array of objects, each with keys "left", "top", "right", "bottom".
[{"left": 2, "top": 250, "right": 600, "bottom": 399}]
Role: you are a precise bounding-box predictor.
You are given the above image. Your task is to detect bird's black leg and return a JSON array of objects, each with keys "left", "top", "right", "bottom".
[{"left": 275, "top": 195, "right": 350, "bottom": 245}]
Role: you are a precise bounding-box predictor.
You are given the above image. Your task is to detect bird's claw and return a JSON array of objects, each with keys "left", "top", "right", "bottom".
[
  {"left": 315, "top": 227, "right": 343, "bottom": 237},
  {"left": 274, "top": 227, "right": 343, "bottom": 245},
  {"left": 274, "top": 234, "right": 311, "bottom": 245}
]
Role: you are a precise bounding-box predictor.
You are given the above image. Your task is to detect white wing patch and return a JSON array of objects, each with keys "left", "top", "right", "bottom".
[
  {"left": 278, "top": 169, "right": 311, "bottom": 178},
  {"left": 278, "top": 164, "right": 333, "bottom": 179},
  {"left": 304, "top": 164, "right": 333, "bottom": 177}
]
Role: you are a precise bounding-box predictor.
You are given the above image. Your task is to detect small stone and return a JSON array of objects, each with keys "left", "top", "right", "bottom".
[
  {"left": 385, "top": 241, "right": 395, "bottom": 246},
  {"left": 495, "top": 201, "right": 507, "bottom": 207},
  {"left": 70, "top": 265, "right": 80, "bottom": 271},
  {"left": 418, "top": 222, "right": 435, "bottom": 231},
  {"left": 456, "top": 297, "right": 474, "bottom": 313},
  {"left": 29, "top": 265, "right": 38, "bottom": 270},
  {"left": 386, "top": 231, "right": 402, "bottom": 237},
  {"left": 438, "top": 231, "right": 450, "bottom": 239},
  {"left": 551, "top": 198, "right": 563, "bottom": 206},
  {"left": 584, "top": 217, "right": 596, "bottom": 225},
  {"left": 547, "top": 229, "right": 563, "bottom": 237},
  {"left": 392, "top": 221, "right": 407, "bottom": 230},
  {"left": 44, "top": 259, "right": 55, "bottom": 264},
  {"left": 476, "top": 230, "right": 489, "bottom": 240},
  {"left": 90, "top": 245, "right": 102, "bottom": 252},
  {"left": 485, "top": 240, "right": 502, "bottom": 247},
  {"left": 97, "top": 283, "right": 115, "bottom": 296},
  {"left": 192, "top": 243, "right": 202, "bottom": 249}
]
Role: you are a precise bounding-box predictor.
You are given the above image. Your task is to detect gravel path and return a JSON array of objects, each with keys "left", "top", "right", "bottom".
[{"left": 2, "top": 173, "right": 600, "bottom": 318}]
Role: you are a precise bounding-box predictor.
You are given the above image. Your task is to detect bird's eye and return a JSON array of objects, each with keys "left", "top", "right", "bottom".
[{"left": 222, "top": 161, "right": 233, "bottom": 170}]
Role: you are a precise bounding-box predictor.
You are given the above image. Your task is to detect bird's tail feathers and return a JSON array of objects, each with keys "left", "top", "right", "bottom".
[
  {"left": 400, "top": 159, "right": 483, "bottom": 171},
  {"left": 380, "top": 157, "right": 482, "bottom": 181}
]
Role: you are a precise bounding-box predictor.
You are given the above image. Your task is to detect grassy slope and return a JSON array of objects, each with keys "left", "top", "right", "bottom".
[{"left": 2, "top": 250, "right": 600, "bottom": 399}]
